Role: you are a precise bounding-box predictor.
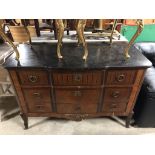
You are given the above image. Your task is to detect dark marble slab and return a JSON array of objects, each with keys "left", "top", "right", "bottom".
[{"left": 3, "top": 42, "right": 152, "bottom": 69}]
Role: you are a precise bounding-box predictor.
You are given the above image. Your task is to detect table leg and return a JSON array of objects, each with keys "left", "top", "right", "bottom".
[
  {"left": 20, "top": 113, "right": 28, "bottom": 130},
  {"left": 126, "top": 111, "right": 134, "bottom": 128}
]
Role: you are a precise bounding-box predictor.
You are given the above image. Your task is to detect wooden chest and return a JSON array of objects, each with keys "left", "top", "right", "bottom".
[{"left": 3, "top": 42, "right": 152, "bottom": 129}]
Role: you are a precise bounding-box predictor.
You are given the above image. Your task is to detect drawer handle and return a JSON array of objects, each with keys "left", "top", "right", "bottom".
[
  {"left": 112, "top": 91, "right": 120, "bottom": 98},
  {"left": 116, "top": 74, "right": 125, "bottom": 82},
  {"left": 73, "top": 91, "right": 82, "bottom": 97},
  {"left": 33, "top": 92, "right": 41, "bottom": 97},
  {"left": 74, "top": 74, "right": 82, "bottom": 82},
  {"left": 36, "top": 105, "right": 44, "bottom": 111},
  {"left": 28, "top": 75, "right": 38, "bottom": 83}
]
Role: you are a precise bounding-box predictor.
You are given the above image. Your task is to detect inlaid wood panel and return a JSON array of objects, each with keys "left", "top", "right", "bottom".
[
  {"left": 22, "top": 88, "right": 51, "bottom": 103},
  {"left": 52, "top": 71, "right": 103, "bottom": 86},
  {"left": 57, "top": 103, "right": 98, "bottom": 114},
  {"left": 27, "top": 102, "right": 52, "bottom": 113},
  {"left": 55, "top": 88, "right": 101, "bottom": 104},
  {"left": 22, "top": 88, "right": 52, "bottom": 113},
  {"left": 102, "top": 102, "right": 128, "bottom": 112},
  {"left": 103, "top": 87, "right": 132, "bottom": 102},
  {"left": 17, "top": 70, "right": 49, "bottom": 85},
  {"left": 106, "top": 70, "right": 137, "bottom": 85}
]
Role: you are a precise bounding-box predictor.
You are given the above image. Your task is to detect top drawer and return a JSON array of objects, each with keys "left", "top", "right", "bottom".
[
  {"left": 17, "top": 70, "right": 49, "bottom": 85},
  {"left": 105, "top": 70, "right": 137, "bottom": 85},
  {"left": 52, "top": 71, "right": 103, "bottom": 86}
]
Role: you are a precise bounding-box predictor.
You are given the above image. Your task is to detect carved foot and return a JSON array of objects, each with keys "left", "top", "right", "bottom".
[
  {"left": 20, "top": 113, "right": 28, "bottom": 130},
  {"left": 125, "top": 52, "right": 131, "bottom": 59},
  {"left": 126, "top": 111, "right": 134, "bottom": 128},
  {"left": 83, "top": 51, "right": 88, "bottom": 61}
]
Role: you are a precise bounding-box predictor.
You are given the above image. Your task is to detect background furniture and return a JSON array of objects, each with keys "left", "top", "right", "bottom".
[
  {"left": 3, "top": 42, "right": 151, "bottom": 129},
  {"left": 9, "top": 26, "right": 31, "bottom": 43},
  {"left": 0, "top": 44, "right": 15, "bottom": 121},
  {"left": 121, "top": 20, "right": 155, "bottom": 42},
  {"left": 134, "top": 42, "right": 155, "bottom": 127}
]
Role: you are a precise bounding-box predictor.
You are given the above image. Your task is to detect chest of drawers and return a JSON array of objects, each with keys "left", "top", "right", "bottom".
[{"left": 4, "top": 42, "right": 152, "bottom": 129}]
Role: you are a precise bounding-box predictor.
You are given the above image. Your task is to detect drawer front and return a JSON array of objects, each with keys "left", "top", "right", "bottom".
[
  {"left": 106, "top": 70, "right": 137, "bottom": 85},
  {"left": 102, "top": 102, "right": 128, "bottom": 112},
  {"left": 23, "top": 88, "right": 51, "bottom": 103},
  {"left": 18, "top": 70, "right": 49, "bottom": 85},
  {"left": 57, "top": 103, "right": 97, "bottom": 114},
  {"left": 55, "top": 88, "right": 101, "bottom": 104},
  {"left": 103, "top": 88, "right": 132, "bottom": 102},
  {"left": 52, "top": 71, "right": 102, "bottom": 86},
  {"left": 28, "top": 102, "right": 52, "bottom": 113},
  {"left": 23, "top": 88, "right": 52, "bottom": 113}
]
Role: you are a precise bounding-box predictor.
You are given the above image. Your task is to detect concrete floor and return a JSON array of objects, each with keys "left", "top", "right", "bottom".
[{"left": 1, "top": 96, "right": 155, "bottom": 135}]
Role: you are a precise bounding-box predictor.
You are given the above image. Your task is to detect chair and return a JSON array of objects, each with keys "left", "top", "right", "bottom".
[{"left": 8, "top": 26, "right": 32, "bottom": 44}]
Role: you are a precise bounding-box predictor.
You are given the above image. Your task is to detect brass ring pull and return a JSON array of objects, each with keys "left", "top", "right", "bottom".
[
  {"left": 28, "top": 75, "right": 38, "bottom": 83},
  {"left": 116, "top": 74, "right": 125, "bottom": 82},
  {"left": 74, "top": 74, "right": 82, "bottom": 82},
  {"left": 112, "top": 91, "right": 120, "bottom": 98}
]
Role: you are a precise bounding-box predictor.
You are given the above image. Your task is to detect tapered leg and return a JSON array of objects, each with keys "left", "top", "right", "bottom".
[
  {"left": 20, "top": 113, "right": 28, "bottom": 130},
  {"left": 76, "top": 20, "right": 88, "bottom": 60},
  {"left": 126, "top": 111, "right": 134, "bottom": 128},
  {"left": 55, "top": 19, "right": 64, "bottom": 59}
]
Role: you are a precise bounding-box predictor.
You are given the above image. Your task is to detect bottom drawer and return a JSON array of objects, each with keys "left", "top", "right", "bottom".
[
  {"left": 57, "top": 103, "right": 98, "bottom": 114},
  {"left": 102, "top": 102, "right": 128, "bottom": 113},
  {"left": 27, "top": 102, "right": 52, "bottom": 113}
]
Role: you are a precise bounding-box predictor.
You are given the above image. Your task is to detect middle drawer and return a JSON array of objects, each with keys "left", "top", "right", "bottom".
[{"left": 55, "top": 88, "right": 101, "bottom": 104}]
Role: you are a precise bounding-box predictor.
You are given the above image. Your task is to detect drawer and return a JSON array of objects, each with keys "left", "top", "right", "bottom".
[
  {"left": 102, "top": 102, "right": 128, "bottom": 112},
  {"left": 23, "top": 88, "right": 52, "bottom": 113},
  {"left": 106, "top": 70, "right": 137, "bottom": 85},
  {"left": 55, "top": 88, "right": 101, "bottom": 104},
  {"left": 103, "top": 88, "right": 131, "bottom": 102},
  {"left": 23, "top": 88, "right": 51, "bottom": 104},
  {"left": 57, "top": 103, "right": 98, "bottom": 114},
  {"left": 28, "top": 102, "right": 52, "bottom": 113},
  {"left": 52, "top": 71, "right": 102, "bottom": 86},
  {"left": 17, "top": 70, "right": 49, "bottom": 85}
]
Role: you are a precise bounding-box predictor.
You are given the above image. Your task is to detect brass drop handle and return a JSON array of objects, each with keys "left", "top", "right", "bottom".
[
  {"left": 73, "top": 91, "right": 82, "bottom": 97},
  {"left": 74, "top": 74, "right": 82, "bottom": 82},
  {"left": 28, "top": 75, "right": 38, "bottom": 83},
  {"left": 116, "top": 74, "right": 125, "bottom": 82},
  {"left": 33, "top": 92, "right": 41, "bottom": 97},
  {"left": 112, "top": 91, "right": 120, "bottom": 98}
]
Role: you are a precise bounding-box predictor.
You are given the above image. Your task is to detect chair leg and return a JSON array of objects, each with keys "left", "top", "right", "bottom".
[{"left": 34, "top": 19, "right": 40, "bottom": 37}]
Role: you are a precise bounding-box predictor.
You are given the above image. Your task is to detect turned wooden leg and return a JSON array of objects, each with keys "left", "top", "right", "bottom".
[
  {"left": 20, "top": 113, "right": 28, "bottom": 130},
  {"left": 126, "top": 111, "right": 134, "bottom": 128}
]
